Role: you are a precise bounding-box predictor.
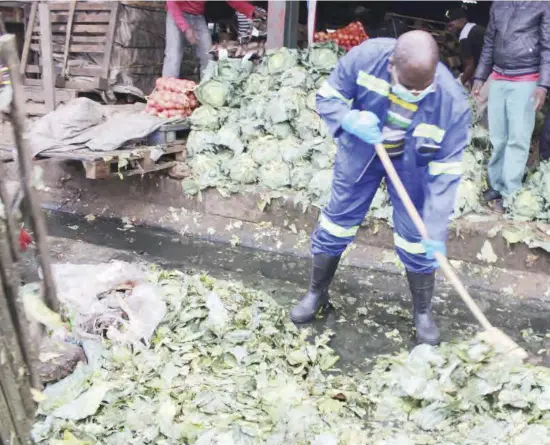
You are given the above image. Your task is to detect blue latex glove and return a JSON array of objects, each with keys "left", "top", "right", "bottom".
[
  {"left": 422, "top": 239, "right": 446, "bottom": 267},
  {"left": 341, "top": 110, "right": 383, "bottom": 144}
]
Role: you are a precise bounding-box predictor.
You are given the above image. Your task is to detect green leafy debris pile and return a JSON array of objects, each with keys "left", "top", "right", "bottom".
[
  {"left": 364, "top": 339, "right": 550, "bottom": 444},
  {"left": 32, "top": 269, "right": 370, "bottom": 444},
  {"left": 32, "top": 267, "right": 550, "bottom": 444},
  {"left": 506, "top": 160, "right": 550, "bottom": 222}
]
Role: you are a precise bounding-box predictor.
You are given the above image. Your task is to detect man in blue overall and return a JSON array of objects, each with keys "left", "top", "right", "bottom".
[{"left": 290, "top": 31, "right": 471, "bottom": 345}]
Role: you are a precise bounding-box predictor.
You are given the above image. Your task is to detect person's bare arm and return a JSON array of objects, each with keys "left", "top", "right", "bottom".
[{"left": 461, "top": 57, "right": 475, "bottom": 86}]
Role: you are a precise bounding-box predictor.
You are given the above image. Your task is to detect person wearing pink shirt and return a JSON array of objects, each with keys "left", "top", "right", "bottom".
[
  {"left": 163, "top": 1, "right": 265, "bottom": 79},
  {"left": 472, "top": 2, "right": 550, "bottom": 212}
]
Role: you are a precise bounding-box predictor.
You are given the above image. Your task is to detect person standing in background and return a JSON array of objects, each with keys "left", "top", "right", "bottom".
[
  {"left": 163, "top": 1, "right": 265, "bottom": 79},
  {"left": 446, "top": 8, "right": 485, "bottom": 89},
  {"left": 472, "top": 2, "right": 550, "bottom": 212},
  {"left": 236, "top": 7, "right": 266, "bottom": 44}
]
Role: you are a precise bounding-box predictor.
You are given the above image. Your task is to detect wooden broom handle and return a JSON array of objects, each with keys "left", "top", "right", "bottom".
[{"left": 374, "top": 143, "right": 494, "bottom": 331}]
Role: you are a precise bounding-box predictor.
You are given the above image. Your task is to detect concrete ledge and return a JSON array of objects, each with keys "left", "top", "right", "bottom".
[{"left": 3, "top": 159, "right": 550, "bottom": 280}]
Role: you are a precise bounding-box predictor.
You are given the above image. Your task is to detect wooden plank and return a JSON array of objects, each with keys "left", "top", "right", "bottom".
[
  {"left": 30, "top": 42, "right": 105, "bottom": 53},
  {"left": 102, "top": 2, "right": 118, "bottom": 78},
  {"left": 34, "top": 34, "right": 107, "bottom": 43},
  {"left": 26, "top": 64, "right": 103, "bottom": 77},
  {"left": 47, "top": 2, "right": 114, "bottom": 12},
  {"left": 41, "top": 143, "right": 186, "bottom": 162},
  {"left": 23, "top": 102, "right": 46, "bottom": 116},
  {"left": 34, "top": 23, "right": 109, "bottom": 34},
  {"left": 83, "top": 159, "right": 110, "bottom": 179},
  {"left": 125, "top": 161, "right": 178, "bottom": 177},
  {"left": 19, "top": 2, "right": 38, "bottom": 75},
  {"left": 38, "top": 3, "right": 56, "bottom": 112},
  {"left": 24, "top": 86, "right": 77, "bottom": 104},
  {"left": 61, "top": 1, "right": 77, "bottom": 77},
  {"left": 63, "top": 77, "right": 108, "bottom": 91},
  {"left": 50, "top": 11, "right": 111, "bottom": 23}
]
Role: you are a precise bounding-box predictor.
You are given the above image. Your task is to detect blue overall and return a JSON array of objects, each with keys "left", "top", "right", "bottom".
[{"left": 312, "top": 38, "right": 471, "bottom": 274}]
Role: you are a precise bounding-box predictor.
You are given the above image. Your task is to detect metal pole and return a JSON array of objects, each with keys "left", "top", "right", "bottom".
[
  {"left": 266, "top": 1, "right": 286, "bottom": 49},
  {"left": 283, "top": 0, "right": 299, "bottom": 48}
]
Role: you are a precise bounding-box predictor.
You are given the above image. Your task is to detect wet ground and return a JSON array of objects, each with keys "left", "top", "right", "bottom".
[{"left": 46, "top": 210, "right": 550, "bottom": 372}]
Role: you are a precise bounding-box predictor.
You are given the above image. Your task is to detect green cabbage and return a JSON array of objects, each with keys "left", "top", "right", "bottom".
[
  {"left": 229, "top": 154, "right": 259, "bottom": 184},
  {"left": 279, "top": 66, "right": 313, "bottom": 89},
  {"left": 266, "top": 48, "right": 298, "bottom": 75},
  {"left": 239, "top": 119, "right": 265, "bottom": 143},
  {"left": 454, "top": 179, "right": 483, "bottom": 217},
  {"left": 249, "top": 136, "right": 282, "bottom": 165},
  {"left": 292, "top": 109, "right": 325, "bottom": 140},
  {"left": 291, "top": 162, "right": 315, "bottom": 189},
  {"left": 267, "top": 122, "right": 294, "bottom": 139},
  {"left": 508, "top": 189, "right": 544, "bottom": 221},
  {"left": 217, "top": 124, "right": 244, "bottom": 154},
  {"left": 188, "top": 153, "right": 220, "bottom": 177},
  {"left": 215, "top": 58, "right": 253, "bottom": 84},
  {"left": 280, "top": 137, "right": 308, "bottom": 165},
  {"left": 306, "top": 91, "right": 317, "bottom": 111},
  {"left": 259, "top": 161, "right": 291, "bottom": 190},
  {"left": 303, "top": 42, "right": 343, "bottom": 73},
  {"left": 265, "top": 87, "right": 305, "bottom": 124},
  {"left": 311, "top": 152, "right": 333, "bottom": 170},
  {"left": 189, "top": 105, "right": 220, "bottom": 131},
  {"left": 195, "top": 79, "right": 230, "bottom": 108},
  {"left": 308, "top": 169, "right": 333, "bottom": 208},
  {"left": 243, "top": 73, "right": 270, "bottom": 97},
  {"left": 186, "top": 130, "right": 219, "bottom": 155}
]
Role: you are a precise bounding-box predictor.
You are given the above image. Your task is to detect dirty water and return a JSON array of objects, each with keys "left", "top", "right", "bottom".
[{"left": 45, "top": 210, "right": 550, "bottom": 372}]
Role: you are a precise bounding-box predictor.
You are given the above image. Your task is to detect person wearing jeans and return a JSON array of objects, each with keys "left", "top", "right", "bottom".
[
  {"left": 472, "top": 2, "right": 550, "bottom": 212},
  {"left": 163, "top": 1, "right": 264, "bottom": 79}
]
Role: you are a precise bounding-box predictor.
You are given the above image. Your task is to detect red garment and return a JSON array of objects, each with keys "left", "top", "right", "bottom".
[
  {"left": 166, "top": 1, "right": 255, "bottom": 32},
  {"left": 490, "top": 71, "right": 540, "bottom": 82},
  {"left": 19, "top": 228, "right": 32, "bottom": 251}
]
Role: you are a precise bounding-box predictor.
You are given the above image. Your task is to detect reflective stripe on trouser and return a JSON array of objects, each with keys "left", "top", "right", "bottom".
[{"left": 311, "top": 150, "right": 436, "bottom": 274}]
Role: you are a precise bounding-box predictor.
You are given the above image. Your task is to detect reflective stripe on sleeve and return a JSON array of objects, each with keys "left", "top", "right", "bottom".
[
  {"left": 413, "top": 123, "right": 446, "bottom": 143},
  {"left": 394, "top": 233, "right": 426, "bottom": 254},
  {"left": 428, "top": 161, "right": 462, "bottom": 176},
  {"left": 318, "top": 81, "right": 353, "bottom": 106},
  {"left": 319, "top": 213, "right": 359, "bottom": 238},
  {"left": 356, "top": 71, "right": 390, "bottom": 97}
]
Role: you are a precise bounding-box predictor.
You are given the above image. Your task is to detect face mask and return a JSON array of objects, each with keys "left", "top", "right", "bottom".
[{"left": 391, "top": 66, "right": 435, "bottom": 103}]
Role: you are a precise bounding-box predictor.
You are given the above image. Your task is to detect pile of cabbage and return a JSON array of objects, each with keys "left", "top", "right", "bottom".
[
  {"left": 184, "top": 44, "right": 342, "bottom": 209},
  {"left": 506, "top": 160, "right": 550, "bottom": 222},
  {"left": 184, "top": 44, "right": 550, "bottom": 225}
]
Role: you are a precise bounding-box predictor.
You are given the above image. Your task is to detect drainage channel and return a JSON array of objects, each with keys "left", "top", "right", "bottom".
[{"left": 45, "top": 209, "right": 550, "bottom": 371}]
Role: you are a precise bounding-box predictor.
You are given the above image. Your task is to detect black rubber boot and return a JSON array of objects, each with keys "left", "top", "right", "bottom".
[
  {"left": 290, "top": 254, "right": 340, "bottom": 324},
  {"left": 407, "top": 270, "right": 440, "bottom": 345},
  {"left": 483, "top": 188, "right": 502, "bottom": 202}
]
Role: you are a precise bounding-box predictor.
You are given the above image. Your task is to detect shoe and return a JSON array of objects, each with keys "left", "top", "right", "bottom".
[
  {"left": 406, "top": 270, "right": 440, "bottom": 345},
  {"left": 290, "top": 253, "right": 340, "bottom": 324},
  {"left": 483, "top": 188, "right": 502, "bottom": 202},
  {"left": 489, "top": 199, "right": 505, "bottom": 214}
]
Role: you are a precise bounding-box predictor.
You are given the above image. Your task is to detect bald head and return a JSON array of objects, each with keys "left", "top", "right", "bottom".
[{"left": 392, "top": 31, "right": 439, "bottom": 90}]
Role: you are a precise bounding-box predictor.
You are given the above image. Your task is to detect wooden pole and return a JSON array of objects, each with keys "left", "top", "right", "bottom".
[
  {"left": 0, "top": 33, "right": 59, "bottom": 313},
  {"left": 20, "top": 2, "right": 38, "bottom": 76},
  {"left": 374, "top": 143, "right": 498, "bottom": 332},
  {"left": 61, "top": 0, "right": 77, "bottom": 78},
  {"left": 38, "top": 2, "right": 55, "bottom": 111}
]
